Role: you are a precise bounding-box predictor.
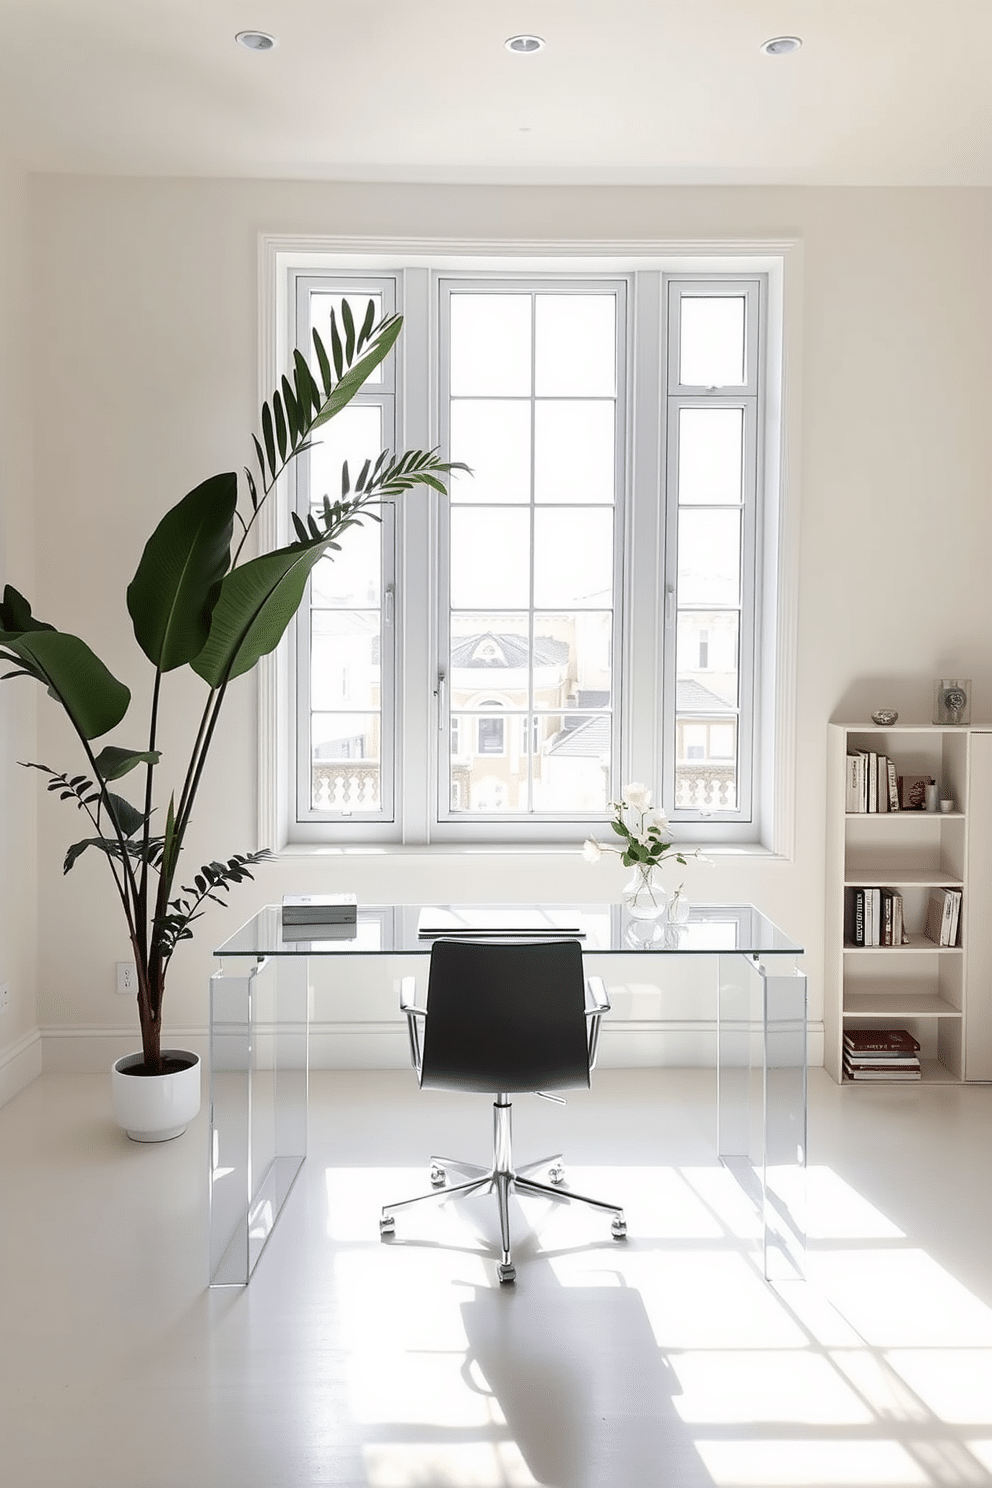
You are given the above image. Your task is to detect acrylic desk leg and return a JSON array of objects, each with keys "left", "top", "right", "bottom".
[
  {"left": 717, "top": 954, "right": 807, "bottom": 1282},
  {"left": 209, "top": 954, "right": 309, "bottom": 1286}
]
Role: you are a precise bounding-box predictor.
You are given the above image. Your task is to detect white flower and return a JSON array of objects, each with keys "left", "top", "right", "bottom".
[
  {"left": 623, "top": 782, "right": 652, "bottom": 811},
  {"left": 582, "top": 838, "right": 603, "bottom": 863},
  {"left": 643, "top": 808, "right": 670, "bottom": 835}
]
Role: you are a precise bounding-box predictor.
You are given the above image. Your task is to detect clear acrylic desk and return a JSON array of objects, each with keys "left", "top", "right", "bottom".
[{"left": 209, "top": 902, "right": 806, "bottom": 1286}]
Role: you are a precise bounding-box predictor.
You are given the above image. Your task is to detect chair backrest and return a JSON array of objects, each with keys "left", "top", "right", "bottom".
[{"left": 419, "top": 938, "right": 591, "bottom": 1095}]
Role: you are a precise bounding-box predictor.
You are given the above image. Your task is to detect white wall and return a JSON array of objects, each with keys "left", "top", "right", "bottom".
[
  {"left": 0, "top": 160, "right": 42, "bottom": 1098},
  {"left": 23, "top": 176, "right": 992, "bottom": 1069}
]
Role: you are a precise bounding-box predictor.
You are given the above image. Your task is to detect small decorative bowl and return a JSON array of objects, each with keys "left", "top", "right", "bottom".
[{"left": 871, "top": 709, "right": 899, "bottom": 726}]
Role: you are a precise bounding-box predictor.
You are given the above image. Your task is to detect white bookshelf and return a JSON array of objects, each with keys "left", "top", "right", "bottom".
[{"left": 825, "top": 722, "right": 989, "bottom": 1084}]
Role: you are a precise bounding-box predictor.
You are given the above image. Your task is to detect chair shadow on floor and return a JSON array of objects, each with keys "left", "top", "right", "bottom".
[{"left": 459, "top": 1270, "right": 714, "bottom": 1488}]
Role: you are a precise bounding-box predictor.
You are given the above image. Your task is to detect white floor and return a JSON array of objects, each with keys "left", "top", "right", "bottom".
[{"left": 3, "top": 1066, "right": 992, "bottom": 1488}]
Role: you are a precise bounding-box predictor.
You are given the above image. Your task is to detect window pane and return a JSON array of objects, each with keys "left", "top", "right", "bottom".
[
  {"left": 679, "top": 297, "right": 746, "bottom": 387},
  {"left": 311, "top": 612, "right": 380, "bottom": 709},
  {"left": 312, "top": 521, "right": 380, "bottom": 607},
  {"left": 678, "top": 408, "right": 744, "bottom": 505},
  {"left": 449, "top": 400, "right": 530, "bottom": 504},
  {"left": 309, "top": 405, "right": 383, "bottom": 502},
  {"left": 450, "top": 295, "right": 531, "bottom": 396},
  {"left": 534, "top": 508, "right": 614, "bottom": 607},
  {"left": 675, "top": 712, "right": 738, "bottom": 813},
  {"left": 677, "top": 509, "right": 741, "bottom": 606},
  {"left": 676, "top": 610, "right": 740, "bottom": 709},
  {"left": 451, "top": 614, "right": 531, "bottom": 680},
  {"left": 537, "top": 611, "right": 612, "bottom": 701},
  {"left": 534, "top": 401, "right": 615, "bottom": 504},
  {"left": 535, "top": 713, "right": 612, "bottom": 812},
  {"left": 450, "top": 509, "right": 531, "bottom": 608},
  {"left": 449, "top": 714, "right": 522, "bottom": 812},
  {"left": 310, "top": 713, "right": 381, "bottom": 813},
  {"left": 535, "top": 294, "right": 616, "bottom": 396},
  {"left": 310, "top": 293, "right": 384, "bottom": 384}
]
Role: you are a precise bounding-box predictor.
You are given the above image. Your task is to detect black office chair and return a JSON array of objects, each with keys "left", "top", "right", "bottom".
[{"left": 379, "top": 937, "right": 626, "bottom": 1283}]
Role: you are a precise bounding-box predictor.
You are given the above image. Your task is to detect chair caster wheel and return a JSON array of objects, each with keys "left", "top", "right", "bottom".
[
  {"left": 497, "top": 1263, "right": 516, "bottom": 1284},
  {"left": 611, "top": 1218, "right": 627, "bottom": 1239},
  {"left": 379, "top": 1215, "right": 395, "bottom": 1235},
  {"left": 429, "top": 1165, "right": 446, "bottom": 1187},
  {"left": 548, "top": 1165, "right": 565, "bottom": 1184}
]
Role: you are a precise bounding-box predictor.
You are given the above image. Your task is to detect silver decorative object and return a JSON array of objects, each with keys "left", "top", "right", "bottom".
[
  {"left": 934, "top": 679, "right": 971, "bottom": 726},
  {"left": 871, "top": 709, "right": 899, "bottom": 726}
]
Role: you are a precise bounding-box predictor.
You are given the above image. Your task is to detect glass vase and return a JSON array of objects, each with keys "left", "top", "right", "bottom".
[
  {"left": 667, "top": 884, "right": 690, "bottom": 925},
  {"left": 621, "top": 864, "right": 669, "bottom": 920}
]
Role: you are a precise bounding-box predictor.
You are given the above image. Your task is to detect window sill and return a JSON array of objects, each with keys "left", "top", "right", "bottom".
[{"left": 272, "top": 841, "right": 785, "bottom": 862}]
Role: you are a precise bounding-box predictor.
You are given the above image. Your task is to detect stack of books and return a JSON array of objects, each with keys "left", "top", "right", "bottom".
[
  {"left": 843, "top": 1028, "right": 922, "bottom": 1081},
  {"left": 281, "top": 893, "right": 358, "bottom": 940},
  {"left": 844, "top": 886, "right": 907, "bottom": 946},
  {"left": 846, "top": 751, "right": 900, "bottom": 813},
  {"left": 923, "top": 887, "right": 962, "bottom": 947}
]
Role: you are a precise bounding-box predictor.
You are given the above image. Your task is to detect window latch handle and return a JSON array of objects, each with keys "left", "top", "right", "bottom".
[
  {"left": 383, "top": 585, "right": 394, "bottom": 626},
  {"left": 435, "top": 672, "right": 446, "bottom": 729},
  {"left": 665, "top": 586, "right": 676, "bottom": 628}
]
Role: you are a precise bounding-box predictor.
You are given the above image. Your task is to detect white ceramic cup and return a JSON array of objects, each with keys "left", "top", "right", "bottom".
[{"left": 940, "top": 799, "right": 955, "bottom": 813}]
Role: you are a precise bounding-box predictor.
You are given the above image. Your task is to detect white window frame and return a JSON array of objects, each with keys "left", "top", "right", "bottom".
[{"left": 257, "top": 239, "right": 801, "bottom": 859}]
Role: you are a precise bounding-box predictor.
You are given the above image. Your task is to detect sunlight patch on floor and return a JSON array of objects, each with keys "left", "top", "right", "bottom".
[
  {"left": 363, "top": 1440, "right": 540, "bottom": 1487},
  {"left": 347, "top": 1352, "right": 506, "bottom": 1428},
  {"left": 811, "top": 1248, "right": 992, "bottom": 1349},
  {"left": 806, "top": 1165, "right": 907, "bottom": 1240},
  {"left": 884, "top": 1349, "right": 992, "bottom": 1424},
  {"left": 671, "top": 1349, "right": 876, "bottom": 1425},
  {"left": 697, "top": 1438, "right": 930, "bottom": 1486}
]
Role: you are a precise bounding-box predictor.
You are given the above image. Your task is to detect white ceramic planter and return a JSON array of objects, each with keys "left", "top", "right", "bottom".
[{"left": 111, "top": 1049, "right": 201, "bottom": 1142}]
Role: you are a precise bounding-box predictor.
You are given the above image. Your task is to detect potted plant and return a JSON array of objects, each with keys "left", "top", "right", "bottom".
[{"left": 0, "top": 301, "right": 459, "bottom": 1139}]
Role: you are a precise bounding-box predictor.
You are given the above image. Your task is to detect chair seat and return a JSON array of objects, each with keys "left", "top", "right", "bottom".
[{"left": 380, "top": 937, "right": 626, "bottom": 1282}]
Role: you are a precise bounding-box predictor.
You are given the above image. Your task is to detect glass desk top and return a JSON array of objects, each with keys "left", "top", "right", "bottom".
[{"left": 214, "top": 902, "right": 804, "bottom": 959}]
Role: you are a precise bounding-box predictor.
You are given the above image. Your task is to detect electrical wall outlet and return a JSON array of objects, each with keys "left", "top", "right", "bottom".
[
  {"left": 0, "top": 983, "right": 9, "bottom": 1014},
  {"left": 115, "top": 962, "right": 137, "bottom": 995}
]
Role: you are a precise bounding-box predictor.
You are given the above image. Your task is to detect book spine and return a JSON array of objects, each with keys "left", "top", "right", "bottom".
[
  {"left": 846, "top": 756, "right": 862, "bottom": 812},
  {"left": 868, "top": 887, "right": 881, "bottom": 946},
  {"left": 892, "top": 891, "right": 904, "bottom": 947},
  {"left": 886, "top": 758, "right": 900, "bottom": 811}
]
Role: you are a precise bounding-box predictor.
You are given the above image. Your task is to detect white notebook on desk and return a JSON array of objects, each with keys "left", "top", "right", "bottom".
[{"left": 416, "top": 906, "right": 585, "bottom": 938}]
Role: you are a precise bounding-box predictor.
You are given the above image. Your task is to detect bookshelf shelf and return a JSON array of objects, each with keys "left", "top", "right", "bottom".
[
  {"left": 843, "top": 991, "right": 962, "bottom": 1019},
  {"left": 826, "top": 721, "right": 992, "bottom": 1086}
]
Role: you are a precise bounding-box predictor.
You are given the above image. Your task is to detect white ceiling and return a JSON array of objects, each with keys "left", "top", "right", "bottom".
[{"left": 1, "top": 0, "right": 990, "bottom": 186}]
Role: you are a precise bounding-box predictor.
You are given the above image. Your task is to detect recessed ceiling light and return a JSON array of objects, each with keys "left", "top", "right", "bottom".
[
  {"left": 235, "top": 30, "right": 277, "bottom": 51},
  {"left": 760, "top": 35, "right": 802, "bottom": 56},
  {"left": 505, "top": 35, "right": 545, "bottom": 55}
]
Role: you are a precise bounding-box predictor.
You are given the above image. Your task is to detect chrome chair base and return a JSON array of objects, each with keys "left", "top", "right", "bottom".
[{"left": 380, "top": 1095, "right": 626, "bottom": 1284}]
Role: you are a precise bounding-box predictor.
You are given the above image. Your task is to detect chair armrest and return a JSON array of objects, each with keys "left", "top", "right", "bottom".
[
  {"left": 584, "top": 975, "right": 610, "bottom": 1071},
  {"left": 400, "top": 976, "right": 425, "bottom": 1016},
  {"left": 584, "top": 975, "right": 610, "bottom": 1015},
  {"left": 399, "top": 976, "right": 426, "bottom": 1073}
]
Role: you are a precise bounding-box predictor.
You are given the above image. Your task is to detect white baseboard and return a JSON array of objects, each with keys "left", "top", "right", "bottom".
[
  {"left": 0, "top": 1029, "right": 43, "bottom": 1108},
  {"left": 35, "top": 1020, "right": 826, "bottom": 1074},
  {"left": 41, "top": 1027, "right": 210, "bottom": 1074}
]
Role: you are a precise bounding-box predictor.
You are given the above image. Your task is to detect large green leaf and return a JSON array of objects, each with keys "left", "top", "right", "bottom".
[
  {"left": 105, "top": 792, "right": 145, "bottom": 838},
  {"left": 0, "top": 586, "right": 55, "bottom": 634},
  {"left": 0, "top": 630, "right": 129, "bottom": 740},
  {"left": 93, "top": 745, "right": 160, "bottom": 781},
  {"left": 190, "top": 542, "right": 328, "bottom": 688},
  {"left": 126, "top": 473, "right": 237, "bottom": 672}
]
